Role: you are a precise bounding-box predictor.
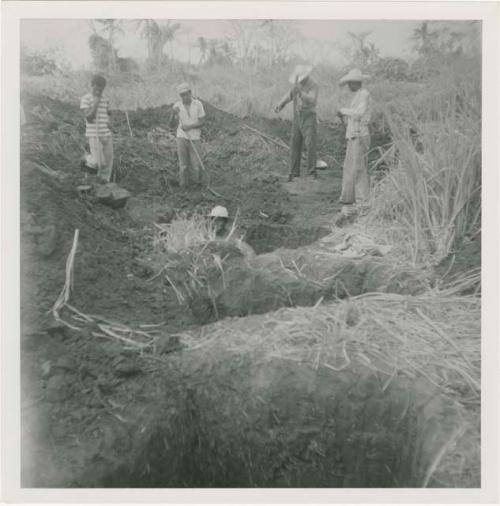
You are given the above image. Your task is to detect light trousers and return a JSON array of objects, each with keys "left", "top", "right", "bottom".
[
  {"left": 88, "top": 135, "right": 114, "bottom": 183},
  {"left": 339, "top": 135, "right": 370, "bottom": 205}
]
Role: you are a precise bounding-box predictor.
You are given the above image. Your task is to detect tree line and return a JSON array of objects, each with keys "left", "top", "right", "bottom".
[{"left": 21, "top": 19, "right": 481, "bottom": 82}]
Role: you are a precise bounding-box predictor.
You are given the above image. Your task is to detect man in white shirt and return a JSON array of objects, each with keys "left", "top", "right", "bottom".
[
  {"left": 170, "top": 83, "right": 206, "bottom": 189},
  {"left": 337, "top": 69, "right": 372, "bottom": 219}
]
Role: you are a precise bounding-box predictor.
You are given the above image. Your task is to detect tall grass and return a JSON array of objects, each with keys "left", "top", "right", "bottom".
[
  {"left": 369, "top": 59, "right": 481, "bottom": 266},
  {"left": 21, "top": 62, "right": 390, "bottom": 122}
]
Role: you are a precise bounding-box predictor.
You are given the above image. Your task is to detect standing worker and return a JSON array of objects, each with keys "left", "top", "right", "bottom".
[
  {"left": 336, "top": 68, "right": 372, "bottom": 221},
  {"left": 80, "top": 74, "right": 113, "bottom": 183},
  {"left": 170, "top": 83, "right": 206, "bottom": 189},
  {"left": 274, "top": 64, "right": 319, "bottom": 181}
]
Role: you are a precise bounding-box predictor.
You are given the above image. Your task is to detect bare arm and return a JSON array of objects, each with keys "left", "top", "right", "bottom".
[
  {"left": 182, "top": 115, "right": 205, "bottom": 131},
  {"left": 275, "top": 90, "right": 294, "bottom": 112}
]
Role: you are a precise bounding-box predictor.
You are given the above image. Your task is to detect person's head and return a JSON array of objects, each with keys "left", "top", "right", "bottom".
[
  {"left": 289, "top": 65, "right": 313, "bottom": 86},
  {"left": 209, "top": 206, "right": 229, "bottom": 236},
  {"left": 91, "top": 74, "right": 106, "bottom": 97},
  {"left": 339, "top": 69, "right": 369, "bottom": 92},
  {"left": 347, "top": 80, "right": 362, "bottom": 92},
  {"left": 177, "top": 83, "right": 192, "bottom": 105}
]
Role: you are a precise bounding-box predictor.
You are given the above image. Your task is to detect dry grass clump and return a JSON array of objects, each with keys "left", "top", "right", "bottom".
[
  {"left": 179, "top": 291, "right": 480, "bottom": 402},
  {"left": 368, "top": 61, "right": 481, "bottom": 267},
  {"left": 153, "top": 212, "right": 216, "bottom": 254},
  {"left": 151, "top": 213, "right": 244, "bottom": 306}
]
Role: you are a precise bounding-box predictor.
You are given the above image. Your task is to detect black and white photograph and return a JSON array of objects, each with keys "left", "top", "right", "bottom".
[{"left": 1, "top": 1, "right": 499, "bottom": 502}]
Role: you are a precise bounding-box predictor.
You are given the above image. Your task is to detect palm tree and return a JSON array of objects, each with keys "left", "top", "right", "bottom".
[
  {"left": 95, "top": 19, "right": 123, "bottom": 71},
  {"left": 411, "top": 22, "right": 439, "bottom": 57},
  {"left": 136, "top": 19, "right": 180, "bottom": 68}
]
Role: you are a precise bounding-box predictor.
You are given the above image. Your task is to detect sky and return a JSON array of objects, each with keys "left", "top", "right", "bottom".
[{"left": 21, "top": 19, "right": 424, "bottom": 68}]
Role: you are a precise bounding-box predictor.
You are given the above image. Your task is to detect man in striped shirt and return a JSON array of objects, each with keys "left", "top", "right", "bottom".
[{"left": 80, "top": 75, "right": 113, "bottom": 183}]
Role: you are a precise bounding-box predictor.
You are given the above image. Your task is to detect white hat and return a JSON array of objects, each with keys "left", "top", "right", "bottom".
[
  {"left": 177, "top": 82, "right": 191, "bottom": 94},
  {"left": 209, "top": 205, "right": 229, "bottom": 218},
  {"left": 339, "top": 68, "right": 370, "bottom": 85},
  {"left": 289, "top": 64, "right": 313, "bottom": 84}
]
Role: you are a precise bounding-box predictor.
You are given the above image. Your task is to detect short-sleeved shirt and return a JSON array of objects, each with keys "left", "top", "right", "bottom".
[
  {"left": 174, "top": 98, "right": 205, "bottom": 140},
  {"left": 80, "top": 93, "right": 111, "bottom": 137}
]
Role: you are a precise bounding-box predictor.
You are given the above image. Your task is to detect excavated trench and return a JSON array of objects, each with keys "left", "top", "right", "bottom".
[
  {"left": 176, "top": 223, "right": 428, "bottom": 325},
  {"left": 244, "top": 223, "right": 331, "bottom": 254},
  {"left": 97, "top": 364, "right": 459, "bottom": 488},
  {"left": 78, "top": 226, "right": 447, "bottom": 489}
]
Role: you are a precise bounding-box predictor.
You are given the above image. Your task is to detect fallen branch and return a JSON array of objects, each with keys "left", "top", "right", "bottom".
[
  {"left": 51, "top": 229, "right": 79, "bottom": 321},
  {"left": 243, "top": 124, "right": 289, "bottom": 150},
  {"left": 243, "top": 124, "right": 343, "bottom": 170},
  {"left": 35, "top": 162, "right": 66, "bottom": 181}
]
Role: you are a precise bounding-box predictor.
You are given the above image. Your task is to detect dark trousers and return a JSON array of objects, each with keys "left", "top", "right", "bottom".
[{"left": 290, "top": 110, "right": 317, "bottom": 177}]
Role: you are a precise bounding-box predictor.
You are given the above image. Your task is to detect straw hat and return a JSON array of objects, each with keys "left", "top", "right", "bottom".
[
  {"left": 339, "top": 68, "right": 370, "bottom": 85},
  {"left": 177, "top": 82, "right": 191, "bottom": 94},
  {"left": 289, "top": 64, "right": 313, "bottom": 84},
  {"left": 209, "top": 205, "right": 229, "bottom": 219}
]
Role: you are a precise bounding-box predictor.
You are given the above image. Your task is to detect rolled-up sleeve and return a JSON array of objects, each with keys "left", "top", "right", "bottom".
[
  {"left": 197, "top": 101, "right": 206, "bottom": 119},
  {"left": 80, "top": 95, "right": 91, "bottom": 110}
]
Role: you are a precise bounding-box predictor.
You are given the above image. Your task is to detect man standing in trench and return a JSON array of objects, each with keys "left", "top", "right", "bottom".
[
  {"left": 275, "top": 65, "right": 319, "bottom": 181},
  {"left": 170, "top": 83, "right": 206, "bottom": 189},
  {"left": 336, "top": 68, "right": 372, "bottom": 223}
]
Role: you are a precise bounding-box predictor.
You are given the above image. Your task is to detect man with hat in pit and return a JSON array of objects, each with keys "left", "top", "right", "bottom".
[
  {"left": 336, "top": 68, "right": 372, "bottom": 223},
  {"left": 274, "top": 64, "right": 319, "bottom": 181},
  {"left": 170, "top": 82, "right": 206, "bottom": 189},
  {"left": 208, "top": 205, "right": 255, "bottom": 258}
]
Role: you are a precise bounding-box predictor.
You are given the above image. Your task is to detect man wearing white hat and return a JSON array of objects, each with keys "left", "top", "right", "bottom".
[
  {"left": 336, "top": 68, "right": 372, "bottom": 220},
  {"left": 275, "top": 64, "right": 319, "bottom": 181},
  {"left": 170, "top": 83, "right": 206, "bottom": 189},
  {"left": 208, "top": 205, "right": 255, "bottom": 258}
]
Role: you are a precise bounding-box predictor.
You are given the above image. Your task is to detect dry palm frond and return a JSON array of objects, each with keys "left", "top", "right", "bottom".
[{"left": 51, "top": 229, "right": 80, "bottom": 329}]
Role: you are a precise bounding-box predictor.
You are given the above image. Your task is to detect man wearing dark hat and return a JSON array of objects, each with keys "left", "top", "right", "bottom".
[{"left": 275, "top": 64, "right": 319, "bottom": 181}]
